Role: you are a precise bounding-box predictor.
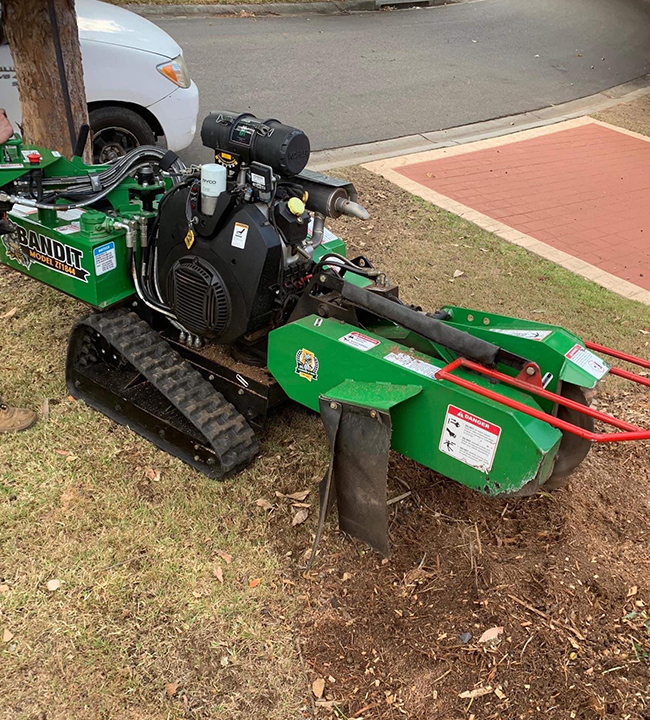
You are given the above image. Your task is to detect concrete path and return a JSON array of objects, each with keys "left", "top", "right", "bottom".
[{"left": 365, "top": 117, "right": 650, "bottom": 305}]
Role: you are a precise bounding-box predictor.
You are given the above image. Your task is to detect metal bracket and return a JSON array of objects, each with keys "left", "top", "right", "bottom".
[{"left": 308, "top": 397, "right": 392, "bottom": 566}]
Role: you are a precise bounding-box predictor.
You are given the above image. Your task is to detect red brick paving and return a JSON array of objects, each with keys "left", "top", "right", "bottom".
[{"left": 396, "top": 122, "right": 650, "bottom": 291}]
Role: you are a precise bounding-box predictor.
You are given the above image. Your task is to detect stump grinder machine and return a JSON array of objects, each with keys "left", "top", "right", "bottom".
[{"left": 1, "top": 113, "right": 649, "bottom": 557}]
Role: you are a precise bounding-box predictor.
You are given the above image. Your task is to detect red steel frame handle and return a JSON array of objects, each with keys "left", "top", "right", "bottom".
[{"left": 436, "top": 347, "right": 650, "bottom": 443}]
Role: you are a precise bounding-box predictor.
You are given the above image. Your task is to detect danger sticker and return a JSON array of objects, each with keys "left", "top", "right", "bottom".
[
  {"left": 9, "top": 204, "right": 38, "bottom": 217},
  {"left": 339, "top": 331, "right": 380, "bottom": 351},
  {"left": 491, "top": 328, "right": 552, "bottom": 341},
  {"left": 565, "top": 344, "right": 609, "bottom": 380},
  {"left": 384, "top": 351, "right": 441, "bottom": 380},
  {"left": 57, "top": 223, "right": 80, "bottom": 235},
  {"left": 439, "top": 405, "right": 501, "bottom": 473},
  {"left": 231, "top": 222, "right": 249, "bottom": 249}
]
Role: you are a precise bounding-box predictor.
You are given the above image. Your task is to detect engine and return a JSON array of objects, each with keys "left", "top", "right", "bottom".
[{"left": 155, "top": 112, "right": 368, "bottom": 345}]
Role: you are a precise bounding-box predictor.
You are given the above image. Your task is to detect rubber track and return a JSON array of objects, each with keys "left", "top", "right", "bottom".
[{"left": 76, "top": 308, "right": 258, "bottom": 475}]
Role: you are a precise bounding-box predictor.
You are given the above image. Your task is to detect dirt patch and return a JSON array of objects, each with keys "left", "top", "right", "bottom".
[
  {"left": 594, "top": 94, "right": 650, "bottom": 138},
  {"left": 277, "top": 391, "right": 650, "bottom": 719}
]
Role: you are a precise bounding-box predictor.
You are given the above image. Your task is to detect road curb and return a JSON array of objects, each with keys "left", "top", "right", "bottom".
[
  {"left": 308, "top": 73, "right": 650, "bottom": 171},
  {"left": 129, "top": 0, "right": 457, "bottom": 16}
]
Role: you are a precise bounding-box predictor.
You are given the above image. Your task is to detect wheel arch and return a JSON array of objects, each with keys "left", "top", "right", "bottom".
[{"left": 87, "top": 101, "right": 165, "bottom": 140}]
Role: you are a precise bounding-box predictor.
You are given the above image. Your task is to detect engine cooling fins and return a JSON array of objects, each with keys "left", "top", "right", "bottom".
[{"left": 66, "top": 308, "right": 258, "bottom": 478}]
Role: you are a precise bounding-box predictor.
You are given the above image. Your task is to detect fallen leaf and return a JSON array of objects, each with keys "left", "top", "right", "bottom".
[
  {"left": 145, "top": 467, "right": 161, "bottom": 482},
  {"left": 478, "top": 626, "right": 504, "bottom": 645},
  {"left": 459, "top": 686, "right": 492, "bottom": 699},
  {"left": 249, "top": 578, "right": 261, "bottom": 588},
  {"left": 1, "top": 307, "right": 17, "bottom": 319},
  {"left": 65, "top": 454, "right": 78, "bottom": 463},
  {"left": 46, "top": 579, "right": 60, "bottom": 592},
  {"left": 54, "top": 449, "right": 71, "bottom": 456},
  {"left": 0, "top": 584, "right": 9, "bottom": 594},
  {"left": 628, "top": 586, "right": 638, "bottom": 597},
  {"left": 292, "top": 508, "right": 309, "bottom": 526},
  {"left": 276, "top": 489, "right": 310, "bottom": 501},
  {"left": 291, "top": 501, "right": 311, "bottom": 508},
  {"left": 214, "top": 565, "right": 224, "bottom": 583},
  {"left": 165, "top": 682, "right": 179, "bottom": 697},
  {"left": 312, "top": 678, "right": 325, "bottom": 698},
  {"left": 41, "top": 398, "right": 50, "bottom": 421},
  {"left": 220, "top": 655, "right": 228, "bottom": 667},
  {"left": 639, "top": 329, "right": 650, "bottom": 336},
  {"left": 342, "top": 572, "right": 352, "bottom": 582},
  {"left": 255, "top": 498, "right": 274, "bottom": 510},
  {"left": 2, "top": 628, "right": 14, "bottom": 643},
  {"left": 453, "top": 269, "right": 465, "bottom": 279},
  {"left": 216, "top": 550, "right": 233, "bottom": 564},
  {"left": 494, "top": 686, "right": 507, "bottom": 700}
]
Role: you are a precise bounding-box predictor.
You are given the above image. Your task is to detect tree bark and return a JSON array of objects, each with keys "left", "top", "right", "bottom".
[{"left": 3, "top": 0, "right": 90, "bottom": 161}]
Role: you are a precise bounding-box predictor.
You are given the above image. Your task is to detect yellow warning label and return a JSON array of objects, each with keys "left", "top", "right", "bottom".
[{"left": 183, "top": 228, "right": 195, "bottom": 250}]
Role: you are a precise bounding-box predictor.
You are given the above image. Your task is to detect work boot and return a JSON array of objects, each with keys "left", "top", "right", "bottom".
[{"left": 0, "top": 402, "right": 37, "bottom": 433}]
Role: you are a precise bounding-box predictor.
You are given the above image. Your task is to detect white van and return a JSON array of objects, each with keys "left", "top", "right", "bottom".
[{"left": 0, "top": 0, "right": 199, "bottom": 162}]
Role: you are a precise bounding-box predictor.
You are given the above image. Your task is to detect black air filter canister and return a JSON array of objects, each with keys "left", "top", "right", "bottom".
[{"left": 201, "top": 112, "right": 310, "bottom": 177}]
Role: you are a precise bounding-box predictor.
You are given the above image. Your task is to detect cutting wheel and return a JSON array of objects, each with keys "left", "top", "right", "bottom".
[{"left": 543, "top": 383, "right": 594, "bottom": 490}]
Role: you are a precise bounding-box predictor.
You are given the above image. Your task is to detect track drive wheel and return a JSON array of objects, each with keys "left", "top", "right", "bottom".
[
  {"left": 509, "top": 383, "right": 593, "bottom": 497},
  {"left": 543, "top": 383, "right": 593, "bottom": 490}
]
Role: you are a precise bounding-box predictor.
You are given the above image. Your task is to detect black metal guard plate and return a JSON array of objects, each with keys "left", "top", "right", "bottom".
[{"left": 319, "top": 397, "right": 392, "bottom": 557}]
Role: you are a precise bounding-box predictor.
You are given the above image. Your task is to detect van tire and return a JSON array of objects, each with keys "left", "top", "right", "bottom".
[{"left": 90, "top": 106, "right": 157, "bottom": 163}]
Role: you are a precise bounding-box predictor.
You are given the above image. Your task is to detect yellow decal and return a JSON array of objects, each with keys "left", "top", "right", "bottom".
[
  {"left": 295, "top": 348, "right": 319, "bottom": 382},
  {"left": 183, "top": 228, "right": 195, "bottom": 250}
]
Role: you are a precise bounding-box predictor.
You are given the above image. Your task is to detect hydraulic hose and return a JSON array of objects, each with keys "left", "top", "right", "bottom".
[
  {"left": 340, "top": 281, "right": 501, "bottom": 366},
  {"left": 12, "top": 146, "right": 187, "bottom": 207}
]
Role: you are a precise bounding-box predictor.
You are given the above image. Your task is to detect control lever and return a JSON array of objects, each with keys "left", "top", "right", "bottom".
[{"left": 333, "top": 197, "right": 370, "bottom": 220}]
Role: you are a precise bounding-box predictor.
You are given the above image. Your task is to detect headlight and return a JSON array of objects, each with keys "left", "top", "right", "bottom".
[{"left": 156, "top": 54, "right": 191, "bottom": 89}]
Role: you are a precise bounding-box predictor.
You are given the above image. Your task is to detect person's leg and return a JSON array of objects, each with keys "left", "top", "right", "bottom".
[{"left": 0, "top": 393, "right": 37, "bottom": 433}]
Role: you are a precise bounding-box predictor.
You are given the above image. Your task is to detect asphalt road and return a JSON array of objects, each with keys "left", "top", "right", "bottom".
[{"left": 155, "top": 0, "right": 650, "bottom": 165}]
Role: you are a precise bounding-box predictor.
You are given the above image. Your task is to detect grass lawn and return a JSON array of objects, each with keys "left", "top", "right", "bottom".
[{"left": 1, "top": 102, "right": 650, "bottom": 718}]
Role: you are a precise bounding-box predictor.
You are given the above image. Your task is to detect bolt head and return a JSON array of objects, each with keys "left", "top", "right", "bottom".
[
  {"left": 370, "top": 410, "right": 378, "bottom": 418},
  {"left": 526, "top": 366, "right": 536, "bottom": 376},
  {"left": 329, "top": 401, "right": 337, "bottom": 410},
  {"left": 319, "top": 274, "right": 327, "bottom": 283}
]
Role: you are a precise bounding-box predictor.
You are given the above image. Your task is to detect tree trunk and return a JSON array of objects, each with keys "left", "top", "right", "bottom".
[{"left": 3, "top": 0, "right": 91, "bottom": 161}]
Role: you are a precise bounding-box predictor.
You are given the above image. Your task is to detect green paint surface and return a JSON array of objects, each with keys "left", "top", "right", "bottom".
[
  {"left": 268, "top": 316, "right": 562, "bottom": 495},
  {"left": 1, "top": 207, "right": 133, "bottom": 309}
]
